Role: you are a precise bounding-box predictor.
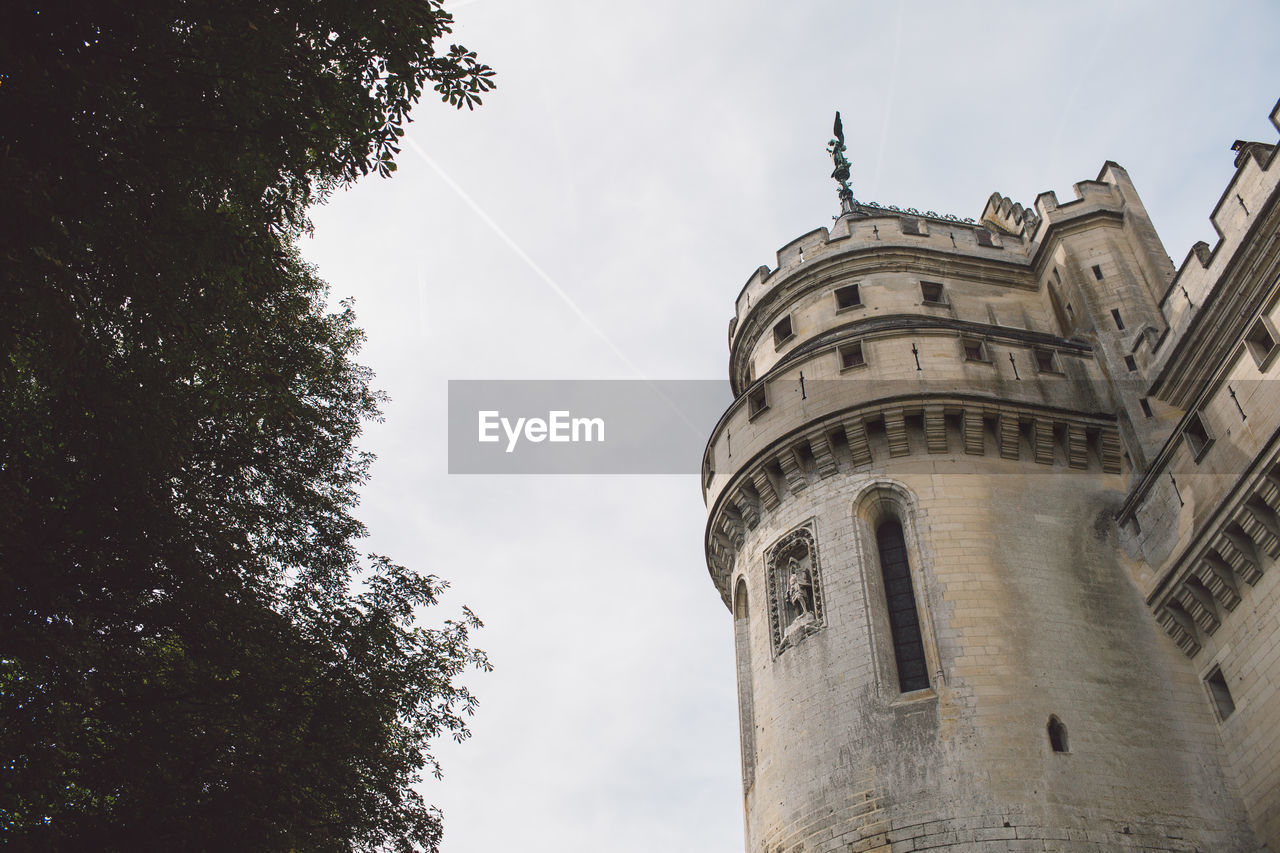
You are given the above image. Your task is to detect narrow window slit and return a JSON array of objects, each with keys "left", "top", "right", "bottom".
[
  {"left": 1205, "top": 668, "right": 1235, "bottom": 721},
  {"left": 1048, "top": 716, "right": 1069, "bottom": 752},
  {"left": 876, "top": 520, "right": 928, "bottom": 693}
]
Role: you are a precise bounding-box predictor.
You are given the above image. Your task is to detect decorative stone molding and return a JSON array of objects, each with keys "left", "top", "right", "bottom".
[
  {"left": 776, "top": 448, "right": 807, "bottom": 494},
  {"left": 1152, "top": 462, "right": 1279, "bottom": 657},
  {"left": 962, "top": 409, "right": 984, "bottom": 455},
  {"left": 764, "top": 521, "right": 825, "bottom": 655},
  {"left": 807, "top": 428, "right": 840, "bottom": 479},
  {"left": 998, "top": 414, "right": 1020, "bottom": 460},
  {"left": 884, "top": 407, "right": 910, "bottom": 457},
  {"left": 924, "top": 406, "right": 947, "bottom": 454},
  {"left": 751, "top": 468, "right": 780, "bottom": 512},
  {"left": 704, "top": 395, "right": 1124, "bottom": 605},
  {"left": 844, "top": 416, "right": 873, "bottom": 465},
  {"left": 1033, "top": 418, "right": 1054, "bottom": 465},
  {"left": 732, "top": 488, "right": 760, "bottom": 531},
  {"left": 1067, "top": 424, "right": 1088, "bottom": 469}
]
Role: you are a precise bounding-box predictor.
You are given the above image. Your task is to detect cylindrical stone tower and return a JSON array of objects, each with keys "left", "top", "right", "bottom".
[{"left": 701, "top": 163, "right": 1259, "bottom": 851}]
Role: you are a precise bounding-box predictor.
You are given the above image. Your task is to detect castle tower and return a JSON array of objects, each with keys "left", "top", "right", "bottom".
[{"left": 700, "top": 117, "right": 1267, "bottom": 852}]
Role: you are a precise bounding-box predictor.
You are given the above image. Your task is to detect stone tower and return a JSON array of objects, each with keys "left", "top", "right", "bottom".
[{"left": 702, "top": 104, "right": 1280, "bottom": 852}]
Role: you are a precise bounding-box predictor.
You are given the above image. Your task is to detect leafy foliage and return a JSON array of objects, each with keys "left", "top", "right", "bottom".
[{"left": 0, "top": 3, "right": 493, "bottom": 850}]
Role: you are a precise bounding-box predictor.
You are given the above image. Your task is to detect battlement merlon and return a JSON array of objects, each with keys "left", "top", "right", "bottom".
[
  {"left": 980, "top": 191, "right": 1040, "bottom": 238},
  {"left": 726, "top": 168, "right": 1154, "bottom": 356},
  {"left": 1145, "top": 97, "right": 1280, "bottom": 408}
]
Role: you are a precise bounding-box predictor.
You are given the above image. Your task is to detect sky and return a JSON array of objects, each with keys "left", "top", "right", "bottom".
[{"left": 298, "top": 3, "right": 1280, "bottom": 851}]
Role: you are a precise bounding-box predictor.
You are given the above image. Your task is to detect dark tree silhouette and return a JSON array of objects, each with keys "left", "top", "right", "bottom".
[{"left": 0, "top": 3, "right": 494, "bottom": 850}]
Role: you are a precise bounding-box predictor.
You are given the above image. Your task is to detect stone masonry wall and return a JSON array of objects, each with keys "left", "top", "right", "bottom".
[{"left": 731, "top": 448, "right": 1257, "bottom": 852}]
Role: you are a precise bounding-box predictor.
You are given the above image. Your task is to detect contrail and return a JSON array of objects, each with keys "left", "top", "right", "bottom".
[
  {"left": 403, "top": 136, "right": 713, "bottom": 441},
  {"left": 404, "top": 135, "right": 647, "bottom": 379}
]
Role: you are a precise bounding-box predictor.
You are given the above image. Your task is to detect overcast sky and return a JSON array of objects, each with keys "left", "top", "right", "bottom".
[{"left": 299, "top": 3, "right": 1280, "bottom": 851}]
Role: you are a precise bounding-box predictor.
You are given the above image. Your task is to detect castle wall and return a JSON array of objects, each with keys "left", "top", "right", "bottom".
[
  {"left": 1115, "top": 101, "right": 1280, "bottom": 849},
  {"left": 730, "top": 449, "right": 1253, "bottom": 852},
  {"left": 705, "top": 101, "right": 1280, "bottom": 853}
]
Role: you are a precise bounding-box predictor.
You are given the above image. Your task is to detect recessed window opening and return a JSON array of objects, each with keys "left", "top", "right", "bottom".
[
  {"left": 1205, "top": 667, "right": 1235, "bottom": 721},
  {"left": 876, "top": 519, "right": 929, "bottom": 693},
  {"left": 962, "top": 339, "right": 987, "bottom": 362},
  {"left": 1124, "top": 355, "right": 1137, "bottom": 371},
  {"left": 1139, "top": 397, "right": 1153, "bottom": 418},
  {"left": 839, "top": 341, "right": 865, "bottom": 370},
  {"left": 1111, "top": 309, "right": 1125, "bottom": 330},
  {"left": 975, "top": 228, "right": 996, "bottom": 248},
  {"left": 773, "top": 315, "right": 794, "bottom": 347},
  {"left": 1184, "top": 412, "right": 1213, "bottom": 459},
  {"left": 835, "top": 283, "right": 862, "bottom": 310},
  {"left": 1047, "top": 716, "right": 1069, "bottom": 752},
  {"left": 1092, "top": 264, "right": 1104, "bottom": 280},
  {"left": 1066, "top": 303, "right": 1075, "bottom": 321},
  {"left": 1034, "top": 349, "right": 1057, "bottom": 373},
  {"left": 1052, "top": 268, "right": 1062, "bottom": 285},
  {"left": 901, "top": 216, "right": 924, "bottom": 236},
  {"left": 748, "top": 385, "right": 768, "bottom": 418},
  {"left": 921, "top": 281, "right": 946, "bottom": 305},
  {"left": 1245, "top": 317, "right": 1278, "bottom": 368}
]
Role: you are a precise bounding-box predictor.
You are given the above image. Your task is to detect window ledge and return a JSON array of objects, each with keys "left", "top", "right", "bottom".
[
  {"left": 1248, "top": 341, "right": 1280, "bottom": 373},
  {"left": 888, "top": 686, "right": 937, "bottom": 707},
  {"left": 1188, "top": 437, "right": 1215, "bottom": 463}
]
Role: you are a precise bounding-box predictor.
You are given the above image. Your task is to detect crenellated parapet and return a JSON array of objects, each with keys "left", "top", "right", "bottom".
[
  {"left": 980, "top": 191, "right": 1040, "bottom": 239},
  {"left": 728, "top": 212, "right": 1034, "bottom": 385},
  {"left": 1145, "top": 99, "right": 1280, "bottom": 409}
]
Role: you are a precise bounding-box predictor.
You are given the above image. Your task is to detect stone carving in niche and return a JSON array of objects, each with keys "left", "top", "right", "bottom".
[{"left": 766, "top": 521, "right": 825, "bottom": 654}]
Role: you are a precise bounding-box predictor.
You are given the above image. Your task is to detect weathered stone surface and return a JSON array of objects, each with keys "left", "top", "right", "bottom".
[{"left": 702, "top": 100, "right": 1280, "bottom": 851}]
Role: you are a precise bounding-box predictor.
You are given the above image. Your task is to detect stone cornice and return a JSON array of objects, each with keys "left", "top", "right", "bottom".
[
  {"left": 1140, "top": 425, "right": 1280, "bottom": 658},
  {"left": 709, "top": 318, "right": 1101, "bottom": 473},
  {"left": 702, "top": 393, "right": 1122, "bottom": 606}
]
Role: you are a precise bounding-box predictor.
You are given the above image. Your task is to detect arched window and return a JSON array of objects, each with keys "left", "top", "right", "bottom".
[
  {"left": 734, "top": 579, "right": 756, "bottom": 790},
  {"left": 876, "top": 519, "right": 929, "bottom": 692},
  {"left": 1048, "top": 715, "right": 1068, "bottom": 753}
]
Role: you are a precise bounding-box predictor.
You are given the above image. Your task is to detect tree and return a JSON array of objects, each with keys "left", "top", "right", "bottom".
[{"left": 0, "top": 3, "right": 494, "bottom": 850}]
